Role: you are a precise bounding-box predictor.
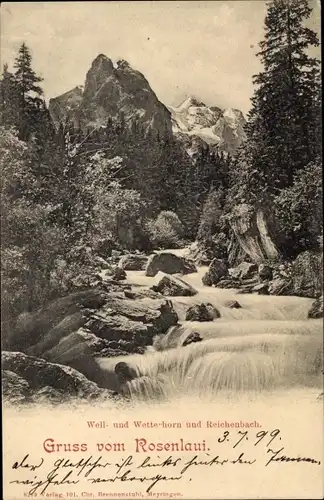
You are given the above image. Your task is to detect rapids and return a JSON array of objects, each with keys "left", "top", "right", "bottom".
[{"left": 97, "top": 262, "right": 323, "bottom": 401}]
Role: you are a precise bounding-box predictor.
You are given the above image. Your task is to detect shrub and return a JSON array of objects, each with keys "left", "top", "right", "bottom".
[
  {"left": 146, "top": 211, "right": 185, "bottom": 249},
  {"left": 197, "top": 188, "right": 229, "bottom": 258}
]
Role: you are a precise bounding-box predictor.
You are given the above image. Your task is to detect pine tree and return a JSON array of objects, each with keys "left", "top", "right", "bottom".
[
  {"left": 241, "top": 0, "right": 320, "bottom": 199},
  {"left": 13, "top": 43, "right": 45, "bottom": 139},
  {"left": 0, "top": 64, "right": 19, "bottom": 126}
]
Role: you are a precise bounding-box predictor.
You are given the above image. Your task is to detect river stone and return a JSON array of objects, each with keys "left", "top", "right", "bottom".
[
  {"left": 216, "top": 279, "right": 240, "bottom": 289},
  {"left": 182, "top": 331, "right": 203, "bottom": 347},
  {"left": 252, "top": 283, "right": 270, "bottom": 295},
  {"left": 115, "top": 362, "right": 137, "bottom": 384},
  {"left": 185, "top": 303, "right": 220, "bottom": 321},
  {"left": 118, "top": 254, "right": 148, "bottom": 271},
  {"left": 258, "top": 263, "right": 273, "bottom": 281},
  {"left": 202, "top": 259, "right": 228, "bottom": 286},
  {"left": 224, "top": 300, "right": 242, "bottom": 309},
  {"left": 152, "top": 274, "right": 198, "bottom": 297},
  {"left": 123, "top": 289, "right": 161, "bottom": 300},
  {"left": 229, "top": 262, "right": 257, "bottom": 280},
  {"left": 308, "top": 295, "right": 323, "bottom": 319},
  {"left": 145, "top": 252, "right": 197, "bottom": 277},
  {"left": 10, "top": 290, "right": 106, "bottom": 351},
  {"left": 111, "top": 267, "right": 127, "bottom": 281},
  {"left": 2, "top": 370, "right": 31, "bottom": 404},
  {"left": 42, "top": 329, "right": 108, "bottom": 361},
  {"left": 269, "top": 278, "right": 292, "bottom": 296},
  {"left": 153, "top": 324, "right": 203, "bottom": 351},
  {"left": 25, "top": 312, "right": 90, "bottom": 358},
  {"left": 87, "top": 297, "right": 178, "bottom": 345},
  {"left": 1, "top": 351, "right": 116, "bottom": 399}
]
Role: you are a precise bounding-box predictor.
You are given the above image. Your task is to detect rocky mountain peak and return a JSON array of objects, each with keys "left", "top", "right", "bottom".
[
  {"left": 48, "top": 53, "right": 245, "bottom": 154},
  {"left": 49, "top": 54, "right": 172, "bottom": 136},
  {"left": 91, "top": 54, "right": 114, "bottom": 72}
]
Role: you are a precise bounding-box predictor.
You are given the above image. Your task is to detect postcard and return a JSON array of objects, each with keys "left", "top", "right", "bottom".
[{"left": 1, "top": 1, "right": 323, "bottom": 499}]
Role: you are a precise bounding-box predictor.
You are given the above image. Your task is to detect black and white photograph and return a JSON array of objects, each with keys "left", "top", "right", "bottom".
[{"left": 1, "top": 1, "right": 323, "bottom": 498}]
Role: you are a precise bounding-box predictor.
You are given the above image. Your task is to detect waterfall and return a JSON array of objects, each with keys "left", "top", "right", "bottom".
[{"left": 97, "top": 330, "right": 323, "bottom": 400}]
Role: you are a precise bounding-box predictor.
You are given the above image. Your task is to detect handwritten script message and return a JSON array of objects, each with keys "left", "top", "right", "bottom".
[{"left": 8, "top": 427, "right": 321, "bottom": 498}]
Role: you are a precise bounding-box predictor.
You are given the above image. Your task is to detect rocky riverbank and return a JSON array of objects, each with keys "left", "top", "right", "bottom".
[{"left": 2, "top": 248, "right": 322, "bottom": 406}]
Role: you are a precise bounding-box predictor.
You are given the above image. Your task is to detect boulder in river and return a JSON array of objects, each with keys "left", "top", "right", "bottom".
[
  {"left": 252, "top": 283, "right": 269, "bottom": 295},
  {"left": 25, "top": 312, "right": 90, "bottom": 358},
  {"left": 2, "top": 370, "right": 31, "bottom": 404},
  {"left": 152, "top": 273, "right": 198, "bottom": 296},
  {"left": 115, "top": 362, "right": 137, "bottom": 384},
  {"left": 229, "top": 262, "right": 257, "bottom": 280},
  {"left": 185, "top": 303, "right": 220, "bottom": 321},
  {"left": 269, "top": 277, "right": 292, "bottom": 296},
  {"left": 224, "top": 300, "right": 242, "bottom": 309},
  {"left": 111, "top": 267, "right": 127, "bottom": 281},
  {"left": 182, "top": 331, "right": 203, "bottom": 347},
  {"left": 202, "top": 258, "right": 228, "bottom": 286},
  {"left": 258, "top": 263, "right": 273, "bottom": 281},
  {"left": 123, "top": 288, "right": 161, "bottom": 300},
  {"left": 8, "top": 289, "right": 179, "bottom": 381},
  {"left": 118, "top": 254, "right": 148, "bottom": 271},
  {"left": 83, "top": 298, "right": 178, "bottom": 352},
  {"left": 153, "top": 324, "right": 203, "bottom": 350},
  {"left": 145, "top": 252, "right": 197, "bottom": 277},
  {"left": 9, "top": 289, "right": 106, "bottom": 352},
  {"left": 1, "top": 351, "right": 117, "bottom": 401},
  {"left": 308, "top": 295, "right": 323, "bottom": 319}
]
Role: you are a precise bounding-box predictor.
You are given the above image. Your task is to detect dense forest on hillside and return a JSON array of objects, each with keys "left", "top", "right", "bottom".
[{"left": 1, "top": 0, "right": 322, "bottom": 339}]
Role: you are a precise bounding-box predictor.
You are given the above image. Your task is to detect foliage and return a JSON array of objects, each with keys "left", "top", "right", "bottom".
[
  {"left": 197, "top": 187, "right": 229, "bottom": 259},
  {"left": 0, "top": 126, "right": 64, "bottom": 333},
  {"left": 146, "top": 211, "right": 185, "bottom": 249},
  {"left": 275, "top": 160, "right": 322, "bottom": 257}
]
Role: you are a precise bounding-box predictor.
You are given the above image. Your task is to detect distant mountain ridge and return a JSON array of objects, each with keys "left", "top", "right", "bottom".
[
  {"left": 49, "top": 54, "right": 246, "bottom": 154},
  {"left": 168, "top": 96, "right": 246, "bottom": 154}
]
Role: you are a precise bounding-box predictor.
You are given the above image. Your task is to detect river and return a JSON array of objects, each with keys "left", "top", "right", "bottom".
[{"left": 97, "top": 264, "right": 323, "bottom": 402}]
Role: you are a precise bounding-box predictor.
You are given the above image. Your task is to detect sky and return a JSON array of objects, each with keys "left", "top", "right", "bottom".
[{"left": 1, "top": 1, "right": 321, "bottom": 115}]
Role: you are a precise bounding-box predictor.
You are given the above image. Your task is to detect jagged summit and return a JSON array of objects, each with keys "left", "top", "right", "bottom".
[
  {"left": 178, "top": 96, "right": 206, "bottom": 109},
  {"left": 49, "top": 53, "right": 172, "bottom": 135},
  {"left": 116, "top": 59, "right": 131, "bottom": 69},
  {"left": 90, "top": 54, "right": 114, "bottom": 72}
]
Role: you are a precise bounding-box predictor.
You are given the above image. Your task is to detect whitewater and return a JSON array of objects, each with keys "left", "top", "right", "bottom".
[{"left": 97, "top": 262, "right": 323, "bottom": 402}]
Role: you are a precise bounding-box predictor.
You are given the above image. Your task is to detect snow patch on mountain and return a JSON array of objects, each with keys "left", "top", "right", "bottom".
[{"left": 168, "top": 96, "right": 246, "bottom": 154}]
